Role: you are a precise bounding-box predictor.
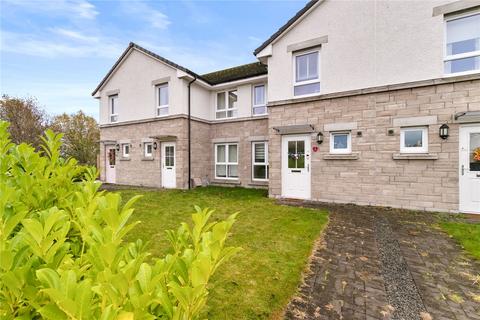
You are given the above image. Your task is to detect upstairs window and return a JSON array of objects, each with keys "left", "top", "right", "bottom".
[
  {"left": 445, "top": 12, "right": 480, "bottom": 75},
  {"left": 216, "top": 90, "right": 238, "bottom": 119},
  {"left": 156, "top": 83, "right": 169, "bottom": 116},
  {"left": 109, "top": 95, "right": 118, "bottom": 122},
  {"left": 400, "top": 127, "right": 428, "bottom": 154},
  {"left": 253, "top": 84, "right": 267, "bottom": 115},
  {"left": 294, "top": 50, "right": 320, "bottom": 96}
]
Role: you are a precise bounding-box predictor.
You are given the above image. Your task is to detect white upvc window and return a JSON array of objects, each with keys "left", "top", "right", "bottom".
[
  {"left": 444, "top": 11, "right": 480, "bottom": 75},
  {"left": 216, "top": 90, "right": 238, "bottom": 119},
  {"left": 215, "top": 143, "right": 238, "bottom": 179},
  {"left": 122, "top": 143, "right": 130, "bottom": 157},
  {"left": 400, "top": 127, "right": 428, "bottom": 154},
  {"left": 252, "top": 141, "right": 268, "bottom": 181},
  {"left": 294, "top": 49, "right": 320, "bottom": 97},
  {"left": 252, "top": 84, "right": 267, "bottom": 116},
  {"left": 156, "top": 83, "right": 169, "bottom": 116},
  {"left": 330, "top": 132, "right": 352, "bottom": 154},
  {"left": 109, "top": 95, "right": 118, "bottom": 122},
  {"left": 144, "top": 142, "right": 153, "bottom": 157}
]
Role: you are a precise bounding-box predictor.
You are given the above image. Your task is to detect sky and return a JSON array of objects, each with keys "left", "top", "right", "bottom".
[{"left": 0, "top": 0, "right": 308, "bottom": 119}]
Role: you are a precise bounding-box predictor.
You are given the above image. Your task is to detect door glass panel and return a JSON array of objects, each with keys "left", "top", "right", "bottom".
[
  {"left": 288, "top": 141, "right": 296, "bottom": 168},
  {"left": 470, "top": 132, "right": 480, "bottom": 171},
  {"left": 287, "top": 140, "right": 305, "bottom": 169},
  {"left": 297, "top": 141, "right": 305, "bottom": 168},
  {"left": 108, "top": 149, "right": 115, "bottom": 166},
  {"left": 165, "top": 146, "right": 174, "bottom": 166}
]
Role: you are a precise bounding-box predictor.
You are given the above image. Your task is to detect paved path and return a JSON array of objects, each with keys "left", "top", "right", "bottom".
[{"left": 283, "top": 203, "right": 480, "bottom": 320}]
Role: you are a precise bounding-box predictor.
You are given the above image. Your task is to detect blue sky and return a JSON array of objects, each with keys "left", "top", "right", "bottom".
[{"left": 0, "top": 0, "right": 307, "bottom": 119}]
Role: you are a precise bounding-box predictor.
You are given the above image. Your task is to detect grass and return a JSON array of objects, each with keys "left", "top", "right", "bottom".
[
  {"left": 440, "top": 221, "right": 480, "bottom": 260},
  {"left": 117, "top": 186, "right": 328, "bottom": 319}
]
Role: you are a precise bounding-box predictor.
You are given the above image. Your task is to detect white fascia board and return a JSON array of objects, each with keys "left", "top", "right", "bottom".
[
  {"left": 256, "top": 44, "right": 273, "bottom": 58},
  {"left": 210, "top": 74, "right": 268, "bottom": 90}
]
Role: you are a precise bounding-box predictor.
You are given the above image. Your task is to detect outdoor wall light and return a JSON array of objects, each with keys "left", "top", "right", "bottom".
[
  {"left": 153, "top": 142, "right": 158, "bottom": 150},
  {"left": 316, "top": 132, "right": 324, "bottom": 144},
  {"left": 439, "top": 124, "right": 449, "bottom": 140},
  {"left": 115, "top": 144, "right": 120, "bottom": 152}
]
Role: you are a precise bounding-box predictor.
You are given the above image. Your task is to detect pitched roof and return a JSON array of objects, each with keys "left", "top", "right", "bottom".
[
  {"left": 92, "top": 42, "right": 209, "bottom": 96},
  {"left": 201, "top": 62, "right": 267, "bottom": 85},
  {"left": 253, "top": 0, "right": 320, "bottom": 56}
]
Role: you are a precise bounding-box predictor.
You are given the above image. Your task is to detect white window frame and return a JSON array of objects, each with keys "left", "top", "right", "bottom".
[
  {"left": 215, "top": 143, "right": 238, "bottom": 180},
  {"left": 444, "top": 10, "right": 480, "bottom": 77},
  {"left": 293, "top": 49, "right": 321, "bottom": 97},
  {"left": 215, "top": 90, "right": 238, "bottom": 119},
  {"left": 252, "top": 141, "right": 269, "bottom": 181},
  {"left": 122, "top": 143, "right": 130, "bottom": 158},
  {"left": 156, "top": 83, "right": 169, "bottom": 117},
  {"left": 400, "top": 127, "right": 428, "bottom": 154},
  {"left": 144, "top": 142, "right": 153, "bottom": 157},
  {"left": 252, "top": 84, "right": 267, "bottom": 116},
  {"left": 329, "top": 131, "right": 352, "bottom": 154},
  {"left": 109, "top": 95, "right": 118, "bottom": 123}
]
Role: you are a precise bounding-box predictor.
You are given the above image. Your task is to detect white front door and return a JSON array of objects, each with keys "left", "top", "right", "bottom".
[
  {"left": 459, "top": 125, "right": 480, "bottom": 213},
  {"left": 105, "top": 146, "right": 116, "bottom": 183},
  {"left": 162, "top": 142, "right": 176, "bottom": 188},
  {"left": 282, "top": 135, "right": 311, "bottom": 199}
]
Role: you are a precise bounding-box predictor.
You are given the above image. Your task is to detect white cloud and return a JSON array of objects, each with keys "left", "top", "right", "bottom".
[
  {"left": 2, "top": 0, "right": 98, "bottom": 20},
  {"left": 1, "top": 30, "right": 124, "bottom": 59},
  {"left": 50, "top": 28, "right": 99, "bottom": 42},
  {"left": 120, "top": 1, "right": 171, "bottom": 30}
]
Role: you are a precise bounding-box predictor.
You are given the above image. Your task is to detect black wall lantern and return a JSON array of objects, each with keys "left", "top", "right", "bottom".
[
  {"left": 153, "top": 142, "right": 158, "bottom": 150},
  {"left": 316, "top": 132, "right": 324, "bottom": 144},
  {"left": 115, "top": 144, "right": 120, "bottom": 152},
  {"left": 439, "top": 124, "right": 449, "bottom": 140}
]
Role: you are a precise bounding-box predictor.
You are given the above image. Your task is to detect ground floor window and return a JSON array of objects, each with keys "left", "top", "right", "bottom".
[
  {"left": 144, "top": 142, "right": 153, "bottom": 157},
  {"left": 215, "top": 143, "right": 238, "bottom": 179},
  {"left": 330, "top": 131, "right": 351, "bottom": 154},
  {"left": 252, "top": 141, "right": 268, "bottom": 180},
  {"left": 122, "top": 143, "right": 130, "bottom": 157},
  {"left": 400, "top": 127, "right": 428, "bottom": 153}
]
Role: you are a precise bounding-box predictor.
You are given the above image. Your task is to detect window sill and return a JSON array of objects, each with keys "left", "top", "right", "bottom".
[
  {"left": 211, "top": 179, "right": 241, "bottom": 186},
  {"left": 392, "top": 153, "right": 438, "bottom": 160},
  {"left": 141, "top": 157, "right": 155, "bottom": 161},
  {"left": 120, "top": 157, "right": 131, "bottom": 161},
  {"left": 323, "top": 153, "right": 359, "bottom": 160},
  {"left": 249, "top": 181, "right": 269, "bottom": 187}
]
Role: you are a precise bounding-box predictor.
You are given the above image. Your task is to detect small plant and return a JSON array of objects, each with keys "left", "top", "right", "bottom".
[{"left": 0, "top": 121, "right": 240, "bottom": 319}]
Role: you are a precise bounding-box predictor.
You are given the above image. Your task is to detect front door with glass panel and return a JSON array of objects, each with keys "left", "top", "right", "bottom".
[
  {"left": 105, "top": 146, "right": 116, "bottom": 183},
  {"left": 162, "top": 142, "right": 176, "bottom": 188},
  {"left": 459, "top": 126, "right": 480, "bottom": 213},
  {"left": 282, "top": 135, "right": 311, "bottom": 199}
]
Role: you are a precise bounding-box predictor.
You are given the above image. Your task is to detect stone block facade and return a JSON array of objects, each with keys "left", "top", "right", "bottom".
[
  {"left": 268, "top": 78, "right": 480, "bottom": 212},
  {"left": 99, "top": 116, "right": 268, "bottom": 189}
]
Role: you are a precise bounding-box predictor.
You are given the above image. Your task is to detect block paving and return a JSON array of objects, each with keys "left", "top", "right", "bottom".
[{"left": 283, "top": 202, "right": 480, "bottom": 320}]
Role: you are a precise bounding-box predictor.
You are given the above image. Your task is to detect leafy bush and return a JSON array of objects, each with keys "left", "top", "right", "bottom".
[{"left": 0, "top": 121, "right": 240, "bottom": 319}]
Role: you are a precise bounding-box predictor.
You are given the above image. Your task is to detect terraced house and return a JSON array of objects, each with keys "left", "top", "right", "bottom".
[{"left": 94, "top": 0, "right": 480, "bottom": 214}]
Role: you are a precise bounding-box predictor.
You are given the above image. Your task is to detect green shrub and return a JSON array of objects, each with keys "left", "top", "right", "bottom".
[{"left": 0, "top": 121, "right": 240, "bottom": 319}]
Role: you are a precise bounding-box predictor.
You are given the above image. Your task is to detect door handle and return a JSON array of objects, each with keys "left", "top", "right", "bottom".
[{"left": 461, "top": 165, "right": 464, "bottom": 176}]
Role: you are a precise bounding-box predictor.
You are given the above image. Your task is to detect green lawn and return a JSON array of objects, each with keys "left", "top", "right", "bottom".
[
  {"left": 440, "top": 221, "right": 480, "bottom": 260},
  {"left": 116, "top": 186, "right": 328, "bottom": 319}
]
